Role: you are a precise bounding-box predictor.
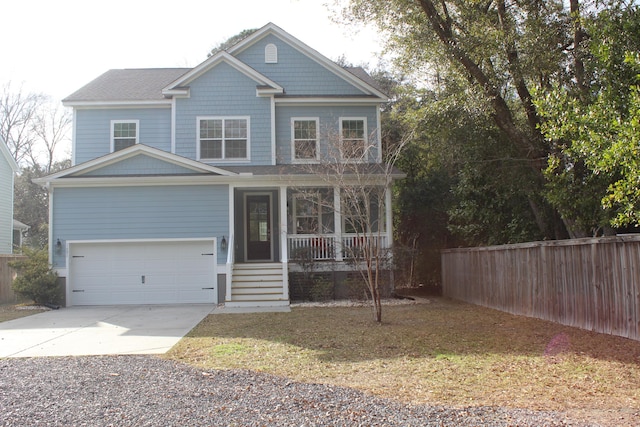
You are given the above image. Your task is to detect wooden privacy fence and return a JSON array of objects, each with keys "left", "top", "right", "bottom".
[
  {"left": 442, "top": 236, "right": 640, "bottom": 341},
  {"left": 0, "top": 255, "right": 24, "bottom": 305}
]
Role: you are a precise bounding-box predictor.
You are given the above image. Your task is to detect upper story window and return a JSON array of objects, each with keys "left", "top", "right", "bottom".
[
  {"left": 198, "top": 117, "right": 250, "bottom": 161},
  {"left": 111, "top": 120, "right": 138, "bottom": 152},
  {"left": 292, "top": 118, "right": 319, "bottom": 162},
  {"left": 340, "top": 118, "right": 367, "bottom": 161}
]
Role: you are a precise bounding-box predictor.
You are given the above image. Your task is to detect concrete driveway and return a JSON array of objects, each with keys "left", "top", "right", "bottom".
[{"left": 0, "top": 305, "right": 213, "bottom": 358}]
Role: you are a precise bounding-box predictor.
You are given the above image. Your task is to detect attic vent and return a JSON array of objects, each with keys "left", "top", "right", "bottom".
[{"left": 265, "top": 43, "right": 278, "bottom": 64}]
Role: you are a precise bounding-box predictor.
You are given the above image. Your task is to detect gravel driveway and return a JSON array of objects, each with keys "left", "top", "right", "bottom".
[{"left": 0, "top": 356, "right": 597, "bottom": 426}]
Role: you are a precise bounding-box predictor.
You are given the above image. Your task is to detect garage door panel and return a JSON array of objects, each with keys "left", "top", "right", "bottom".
[{"left": 69, "top": 240, "right": 216, "bottom": 305}]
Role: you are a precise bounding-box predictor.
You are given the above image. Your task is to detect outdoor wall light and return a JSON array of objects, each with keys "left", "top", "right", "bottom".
[
  {"left": 55, "top": 239, "right": 62, "bottom": 254},
  {"left": 220, "top": 236, "right": 227, "bottom": 252}
]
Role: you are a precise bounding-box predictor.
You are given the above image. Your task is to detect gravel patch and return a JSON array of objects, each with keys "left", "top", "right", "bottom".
[{"left": 0, "top": 356, "right": 597, "bottom": 426}]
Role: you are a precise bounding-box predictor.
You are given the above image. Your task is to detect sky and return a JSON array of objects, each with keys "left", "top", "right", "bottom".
[{"left": 1, "top": 0, "right": 385, "bottom": 103}]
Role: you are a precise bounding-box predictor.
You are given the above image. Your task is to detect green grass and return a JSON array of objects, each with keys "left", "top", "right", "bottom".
[{"left": 167, "top": 298, "right": 640, "bottom": 426}]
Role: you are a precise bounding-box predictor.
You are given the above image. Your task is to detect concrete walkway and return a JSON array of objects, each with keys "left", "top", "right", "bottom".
[{"left": 0, "top": 305, "right": 213, "bottom": 358}]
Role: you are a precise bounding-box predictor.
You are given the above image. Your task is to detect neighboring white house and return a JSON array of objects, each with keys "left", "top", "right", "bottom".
[{"left": 0, "top": 137, "right": 19, "bottom": 254}]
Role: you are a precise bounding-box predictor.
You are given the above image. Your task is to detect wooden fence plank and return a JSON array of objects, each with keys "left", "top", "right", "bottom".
[
  {"left": 0, "top": 255, "right": 25, "bottom": 305},
  {"left": 442, "top": 236, "right": 640, "bottom": 341}
]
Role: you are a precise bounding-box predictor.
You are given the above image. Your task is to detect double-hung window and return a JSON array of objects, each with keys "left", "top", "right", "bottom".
[
  {"left": 198, "top": 117, "right": 249, "bottom": 161},
  {"left": 340, "top": 118, "right": 367, "bottom": 160},
  {"left": 111, "top": 120, "right": 138, "bottom": 152},
  {"left": 293, "top": 193, "right": 321, "bottom": 234},
  {"left": 292, "top": 118, "right": 319, "bottom": 162}
]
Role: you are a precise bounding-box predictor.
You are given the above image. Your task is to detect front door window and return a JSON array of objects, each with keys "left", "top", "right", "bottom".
[{"left": 246, "top": 195, "right": 271, "bottom": 261}]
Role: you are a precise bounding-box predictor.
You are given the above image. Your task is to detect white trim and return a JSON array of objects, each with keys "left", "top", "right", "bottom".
[
  {"left": 63, "top": 100, "right": 173, "bottom": 108},
  {"left": 270, "top": 96, "right": 276, "bottom": 165},
  {"left": 333, "top": 186, "right": 343, "bottom": 261},
  {"left": 339, "top": 117, "right": 368, "bottom": 162},
  {"left": 71, "top": 109, "right": 77, "bottom": 166},
  {"left": 279, "top": 186, "right": 288, "bottom": 263},
  {"left": 171, "top": 98, "right": 177, "bottom": 154},
  {"left": 196, "top": 116, "right": 251, "bottom": 162},
  {"left": 376, "top": 108, "right": 383, "bottom": 163},
  {"left": 226, "top": 184, "right": 235, "bottom": 302},
  {"left": 290, "top": 117, "right": 319, "bottom": 164},
  {"left": 110, "top": 119, "right": 139, "bottom": 153},
  {"left": 274, "top": 97, "right": 383, "bottom": 106}
]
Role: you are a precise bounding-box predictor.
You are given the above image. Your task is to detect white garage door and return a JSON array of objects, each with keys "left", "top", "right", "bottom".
[{"left": 68, "top": 240, "right": 216, "bottom": 306}]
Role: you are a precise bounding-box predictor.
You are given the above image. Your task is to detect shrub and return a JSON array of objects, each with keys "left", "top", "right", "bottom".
[{"left": 9, "top": 247, "right": 59, "bottom": 305}]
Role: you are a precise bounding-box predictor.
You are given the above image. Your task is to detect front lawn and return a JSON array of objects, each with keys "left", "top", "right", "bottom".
[
  {"left": 0, "top": 304, "right": 47, "bottom": 322},
  {"left": 166, "top": 298, "right": 640, "bottom": 426}
]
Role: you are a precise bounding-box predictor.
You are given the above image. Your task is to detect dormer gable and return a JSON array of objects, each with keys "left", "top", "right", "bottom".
[
  {"left": 35, "top": 144, "right": 237, "bottom": 185},
  {"left": 162, "top": 52, "right": 283, "bottom": 98}
]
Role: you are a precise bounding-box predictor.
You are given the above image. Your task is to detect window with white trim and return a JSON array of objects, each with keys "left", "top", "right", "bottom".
[
  {"left": 292, "top": 118, "right": 319, "bottom": 162},
  {"left": 198, "top": 117, "right": 249, "bottom": 160},
  {"left": 340, "top": 118, "right": 367, "bottom": 160},
  {"left": 111, "top": 120, "right": 138, "bottom": 152},
  {"left": 293, "top": 193, "right": 320, "bottom": 234},
  {"left": 291, "top": 189, "right": 334, "bottom": 234}
]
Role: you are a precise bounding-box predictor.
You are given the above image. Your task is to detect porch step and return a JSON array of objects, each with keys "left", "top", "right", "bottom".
[{"left": 230, "top": 263, "right": 287, "bottom": 304}]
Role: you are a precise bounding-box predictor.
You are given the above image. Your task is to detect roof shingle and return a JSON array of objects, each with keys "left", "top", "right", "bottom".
[{"left": 63, "top": 68, "right": 190, "bottom": 103}]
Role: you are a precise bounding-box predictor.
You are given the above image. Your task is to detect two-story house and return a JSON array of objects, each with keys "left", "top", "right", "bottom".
[
  {"left": 37, "top": 23, "right": 403, "bottom": 309},
  {"left": 0, "top": 137, "right": 19, "bottom": 254}
]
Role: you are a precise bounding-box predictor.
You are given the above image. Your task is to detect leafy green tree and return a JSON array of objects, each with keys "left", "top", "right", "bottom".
[
  {"left": 208, "top": 29, "right": 258, "bottom": 57},
  {"left": 336, "top": 0, "right": 594, "bottom": 239},
  {"left": 537, "top": 2, "right": 640, "bottom": 230},
  {"left": 10, "top": 247, "right": 59, "bottom": 305}
]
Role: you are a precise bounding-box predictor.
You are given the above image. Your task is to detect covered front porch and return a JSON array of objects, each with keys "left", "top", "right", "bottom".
[{"left": 222, "top": 184, "right": 393, "bottom": 309}]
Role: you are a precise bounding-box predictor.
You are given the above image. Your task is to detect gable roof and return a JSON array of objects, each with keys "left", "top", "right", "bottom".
[
  {"left": 34, "top": 144, "right": 238, "bottom": 185},
  {"left": 63, "top": 23, "right": 386, "bottom": 106},
  {"left": 227, "top": 23, "right": 388, "bottom": 100},
  {"left": 0, "top": 136, "right": 19, "bottom": 173},
  {"left": 63, "top": 68, "right": 190, "bottom": 105},
  {"left": 162, "top": 52, "right": 283, "bottom": 97}
]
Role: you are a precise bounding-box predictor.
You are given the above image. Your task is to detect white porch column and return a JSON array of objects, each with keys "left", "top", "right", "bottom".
[
  {"left": 279, "top": 185, "right": 289, "bottom": 300},
  {"left": 385, "top": 184, "right": 393, "bottom": 249},
  {"left": 333, "top": 186, "right": 343, "bottom": 261},
  {"left": 225, "top": 184, "right": 234, "bottom": 302}
]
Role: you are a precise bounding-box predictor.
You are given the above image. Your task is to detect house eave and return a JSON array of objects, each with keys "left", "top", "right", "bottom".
[
  {"left": 274, "top": 96, "right": 385, "bottom": 105},
  {"left": 63, "top": 100, "right": 173, "bottom": 108}
]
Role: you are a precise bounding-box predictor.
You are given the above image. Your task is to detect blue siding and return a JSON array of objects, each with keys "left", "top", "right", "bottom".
[
  {"left": 175, "top": 62, "right": 272, "bottom": 165},
  {"left": 236, "top": 34, "right": 368, "bottom": 96},
  {"left": 0, "top": 155, "right": 13, "bottom": 254},
  {"left": 275, "top": 105, "right": 379, "bottom": 163},
  {"left": 75, "top": 108, "right": 172, "bottom": 164},
  {"left": 80, "top": 154, "right": 202, "bottom": 176},
  {"left": 51, "top": 185, "right": 229, "bottom": 267}
]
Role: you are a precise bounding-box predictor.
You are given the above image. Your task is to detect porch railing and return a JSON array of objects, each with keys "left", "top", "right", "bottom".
[{"left": 287, "top": 234, "right": 389, "bottom": 262}]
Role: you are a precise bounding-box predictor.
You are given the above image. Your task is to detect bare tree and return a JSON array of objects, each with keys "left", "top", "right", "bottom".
[
  {"left": 0, "top": 82, "right": 47, "bottom": 164},
  {"left": 29, "top": 103, "right": 72, "bottom": 173},
  {"left": 288, "top": 125, "right": 407, "bottom": 323}
]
